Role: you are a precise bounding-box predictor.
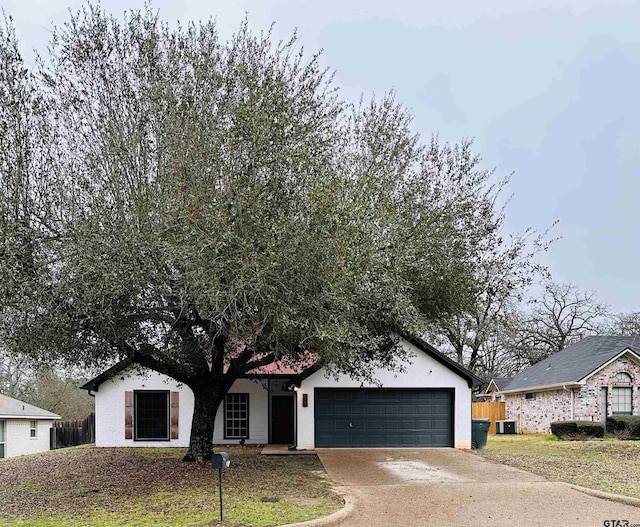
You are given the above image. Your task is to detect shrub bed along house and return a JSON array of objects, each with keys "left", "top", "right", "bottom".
[
  {"left": 606, "top": 416, "right": 640, "bottom": 439},
  {"left": 550, "top": 420, "right": 604, "bottom": 440}
]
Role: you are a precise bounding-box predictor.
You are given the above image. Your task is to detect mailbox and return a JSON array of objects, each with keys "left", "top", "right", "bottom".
[
  {"left": 211, "top": 452, "right": 231, "bottom": 469},
  {"left": 211, "top": 452, "right": 231, "bottom": 522}
]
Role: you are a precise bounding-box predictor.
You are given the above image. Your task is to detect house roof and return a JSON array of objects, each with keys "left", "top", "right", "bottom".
[
  {"left": 488, "top": 377, "right": 512, "bottom": 391},
  {"left": 0, "top": 393, "right": 61, "bottom": 420},
  {"left": 501, "top": 335, "right": 640, "bottom": 393},
  {"left": 81, "top": 336, "right": 483, "bottom": 391},
  {"left": 80, "top": 356, "right": 320, "bottom": 392}
]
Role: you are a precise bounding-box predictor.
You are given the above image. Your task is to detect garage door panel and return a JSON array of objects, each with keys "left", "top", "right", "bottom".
[
  {"left": 314, "top": 389, "right": 453, "bottom": 448},
  {"left": 384, "top": 405, "right": 400, "bottom": 415},
  {"left": 334, "top": 404, "right": 353, "bottom": 415},
  {"left": 401, "top": 404, "right": 418, "bottom": 414},
  {"left": 350, "top": 419, "right": 367, "bottom": 430}
]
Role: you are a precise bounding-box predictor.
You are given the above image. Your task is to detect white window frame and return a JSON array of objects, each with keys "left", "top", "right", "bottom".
[
  {"left": 224, "top": 393, "right": 249, "bottom": 440},
  {"left": 612, "top": 387, "right": 633, "bottom": 415},
  {"left": 611, "top": 371, "right": 633, "bottom": 415},
  {"left": 30, "top": 420, "right": 37, "bottom": 439},
  {"left": 613, "top": 372, "right": 632, "bottom": 383}
]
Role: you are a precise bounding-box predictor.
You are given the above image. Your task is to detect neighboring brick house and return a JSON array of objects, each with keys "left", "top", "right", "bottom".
[{"left": 485, "top": 336, "right": 640, "bottom": 433}]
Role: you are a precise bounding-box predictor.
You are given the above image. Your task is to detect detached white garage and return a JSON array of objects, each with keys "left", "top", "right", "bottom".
[{"left": 83, "top": 337, "right": 481, "bottom": 450}]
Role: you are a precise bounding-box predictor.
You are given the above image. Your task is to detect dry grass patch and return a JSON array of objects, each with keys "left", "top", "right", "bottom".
[
  {"left": 477, "top": 434, "right": 640, "bottom": 498},
  {"left": 0, "top": 446, "right": 342, "bottom": 527}
]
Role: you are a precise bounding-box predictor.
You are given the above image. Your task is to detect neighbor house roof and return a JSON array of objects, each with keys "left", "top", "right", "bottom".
[
  {"left": 0, "top": 393, "right": 61, "bottom": 420},
  {"left": 488, "top": 377, "right": 512, "bottom": 391},
  {"left": 81, "top": 336, "right": 483, "bottom": 392},
  {"left": 500, "top": 335, "right": 640, "bottom": 393}
]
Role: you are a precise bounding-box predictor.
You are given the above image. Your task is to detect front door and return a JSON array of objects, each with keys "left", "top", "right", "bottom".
[
  {"left": 601, "top": 387, "right": 608, "bottom": 424},
  {"left": 0, "top": 420, "right": 5, "bottom": 458},
  {"left": 271, "top": 396, "right": 295, "bottom": 444}
]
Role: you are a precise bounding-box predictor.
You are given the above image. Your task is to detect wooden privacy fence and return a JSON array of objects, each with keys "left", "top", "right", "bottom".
[
  {"left": 50, "top": 412, "right": 95, "bottom": 450},
  {"left": 472, "top": 402, "right": 505, "bottom": 435}
]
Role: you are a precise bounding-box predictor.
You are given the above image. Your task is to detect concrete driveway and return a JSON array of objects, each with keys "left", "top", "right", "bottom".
[{"left": 316, "top": 449, "right": 640, "bottom": 527}]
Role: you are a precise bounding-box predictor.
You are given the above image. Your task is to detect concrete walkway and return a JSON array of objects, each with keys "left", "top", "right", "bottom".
[{"left": 316, "top": 449, "right": 640, "bottom": 527}]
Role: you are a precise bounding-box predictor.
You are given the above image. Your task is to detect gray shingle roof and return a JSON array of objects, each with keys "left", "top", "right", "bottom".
[
  {"left": 0, "top": 393, "right": 61, "bottom": 419},
  {"left": 491, "top": 377, "right": 513, "bottom": 391},
  {"left": 502, "top": 335, "right": 640, "bottom": 392}
]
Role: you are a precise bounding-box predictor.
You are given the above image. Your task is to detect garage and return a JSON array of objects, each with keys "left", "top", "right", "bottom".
[{"left": 314, "top": 388, "right": 453, "bottom": 448}]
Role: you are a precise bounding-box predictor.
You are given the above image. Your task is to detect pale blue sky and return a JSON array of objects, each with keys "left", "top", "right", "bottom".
[{"left": 3, "top": 0, "right": 640, "bottom": 311}]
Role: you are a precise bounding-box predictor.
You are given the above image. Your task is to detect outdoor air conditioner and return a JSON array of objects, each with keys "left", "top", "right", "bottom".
[{"left": 496, "top": 420, "right": 517, "bottom": 434}]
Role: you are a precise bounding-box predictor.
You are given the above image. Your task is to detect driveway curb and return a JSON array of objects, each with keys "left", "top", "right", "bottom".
[
  {"left": 565, "top": 483, "right": 640, "bottom": 509},
  {"left": 278, "top": 487, "right": 355, "bottom": 527}
]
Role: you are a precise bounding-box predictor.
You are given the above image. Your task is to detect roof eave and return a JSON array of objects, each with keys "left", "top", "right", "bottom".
[
  {"left": 500, "top": 382, "right": 582, "bottom": 395},
  {"left": 403, "top": 335, "right": 484, "bottom": 387},
  {"left": 0, "top": 414, "right": 61, "bottom": 420},
  {"left": 578, "top": 348, "right": 640, "bottom": 384},
  {"left": 80, "top": 358, "right": 135, "bottom": 392}
]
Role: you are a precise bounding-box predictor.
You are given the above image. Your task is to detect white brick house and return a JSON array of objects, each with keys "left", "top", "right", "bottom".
[
  {"left": 0, "top": 394, "right": 61, "bottom": 458},
  {"left": 82, "top": 337, "right": 481, "bottom": 449},
  {"left": 486, "top": 336, "right": 640, "bottom": 433}
]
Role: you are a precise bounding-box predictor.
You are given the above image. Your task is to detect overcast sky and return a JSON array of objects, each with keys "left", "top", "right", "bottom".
[{"left": 3, "top": 0, "right": 640, "bottom": 312}]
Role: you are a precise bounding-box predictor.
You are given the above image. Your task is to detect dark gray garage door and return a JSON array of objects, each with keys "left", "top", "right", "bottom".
[{"left": 314, "top": 389, "right": 453, "bottom": 448}]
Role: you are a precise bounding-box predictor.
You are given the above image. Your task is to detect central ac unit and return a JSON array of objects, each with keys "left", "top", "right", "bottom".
[{"left": 496, "top": 420, "right": 517, "bottom": 434}]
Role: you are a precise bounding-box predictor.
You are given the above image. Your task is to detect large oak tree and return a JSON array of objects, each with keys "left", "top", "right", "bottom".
[{"left": 1, "top": 5, "right": 505, "bottom": 459}]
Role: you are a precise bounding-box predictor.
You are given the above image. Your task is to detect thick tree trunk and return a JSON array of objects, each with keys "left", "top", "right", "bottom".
[{"left": 183, "top": 381, "right": 225, "bottom": 462}]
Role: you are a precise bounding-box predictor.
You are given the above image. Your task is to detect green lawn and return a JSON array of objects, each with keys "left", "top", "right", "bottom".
[
  {"left": 477, "top": 434, "right": 640, "bottom": 499},
  {"left": 0, "top": 446, "right": 343, "bottom": 527}
]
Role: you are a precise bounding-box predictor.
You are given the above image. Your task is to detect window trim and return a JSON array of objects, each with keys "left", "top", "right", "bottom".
[
  {"left": 612, "top": 372, "right": 633, "bottom": 384},
  {"left": 134, "top": 390, "right": 171, "bottom": 442},
  {"left": 611, "top": 386, "right": 633, "bottom": 416},
  {"left": 224, "top": 393, "right": 250, "bottom": 440},
  {"left": 29, "top": 420, "right": 37, "bottom": 439}
]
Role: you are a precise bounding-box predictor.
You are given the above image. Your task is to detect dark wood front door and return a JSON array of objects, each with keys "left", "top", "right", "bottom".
[{"left": 271, "top": 396, "right": 295, "bottom": 444}]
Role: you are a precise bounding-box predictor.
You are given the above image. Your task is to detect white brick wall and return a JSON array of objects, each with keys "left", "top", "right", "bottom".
[
  {"left": 94, "top": 368, "right": 269, "bottom": 447},
  {"left": 213, "top": 379, "right": 268, "bottom": 445},
  {"left": 296, "top": 340, "right": 473, "bottom": 449},
  {"left": 2, "top": 419, "right": 55, "bottom": 458},
  {"left": 94, "top": 340, "right": 474, "bottom": 449}
]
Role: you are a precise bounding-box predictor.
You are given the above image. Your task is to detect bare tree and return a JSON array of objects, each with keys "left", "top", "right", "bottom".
[
  {"left": 605, "top": 312, "right": 640, "bottom": 336},
  {"left": 512, "top": 282, "right": 609, "bottom": 364},
  {"left": 435, "top": 195, "right": 554, "bottom": 374},
  {"left": 27, "top": 369, "right": 95, "bottom": 420},
  {"left": 0, "top": 350, "right": 36, "bottom": 400}
]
